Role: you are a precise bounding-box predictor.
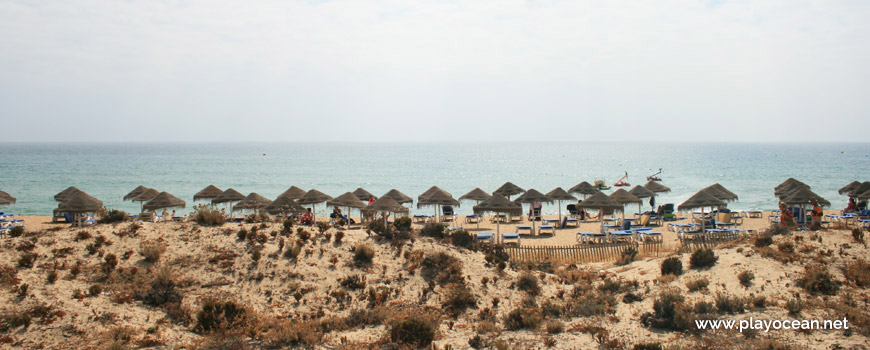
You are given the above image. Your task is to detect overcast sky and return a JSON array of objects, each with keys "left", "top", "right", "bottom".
[{"left": 1, "top": 0, "right": 868, "bottom": 143}]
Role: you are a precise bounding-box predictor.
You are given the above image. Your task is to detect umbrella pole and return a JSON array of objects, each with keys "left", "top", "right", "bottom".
[{"left": 557, "top": 200, "right": 562, "bottom": 226}]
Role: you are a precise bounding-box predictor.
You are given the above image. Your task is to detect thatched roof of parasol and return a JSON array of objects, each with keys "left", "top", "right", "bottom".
[
  {"left": 212, "top": 188, "right": 246, "bottom": 204},
  {"left": 143, "top": 192, "right": 187, "bottom": 211},
  {"left": 193, "top": 185, "right": 223, "bottom": 200}
]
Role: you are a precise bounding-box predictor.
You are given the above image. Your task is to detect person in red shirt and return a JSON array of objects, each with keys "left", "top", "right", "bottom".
[{"left": 300, "top": 208, "right": 313, "bottom": 226}]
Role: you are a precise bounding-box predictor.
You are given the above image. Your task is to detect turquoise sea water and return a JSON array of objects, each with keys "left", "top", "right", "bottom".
[{"left": 0, "top": 142, "right": 867, "bottom": 216}]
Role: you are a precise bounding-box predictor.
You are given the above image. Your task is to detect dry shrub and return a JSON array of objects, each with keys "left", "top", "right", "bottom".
[
  {"left": 852, "top": 228, "right": 865, "bottom": 245},
  {"left": 195, "top": 297, "right": 253, "bottom": 334},
  {"left": 842, "top": 259, "right": 870, "bottom": 287},
  {"left": 615, "top": 247, "right": 638, "bottom": 266},
  {"left": 798, "top": 264, "right": 840, "bottom": 295},
  {"left": 714, "top": 293, "right": 746, "bottom": 314},
  {"left": 0, "top": 265, "right": 20, "bottom": 286},
  {"left": 139, "top": 241, "right": 166, "bottom": 263},
  {"left": 263, "top": 318, "right": 324, "bottom": 347},
  {"left": 660, "top": 257, "right": 683, "bottom": 276},
  {"left": 352, "top": 243, "right": 375, "bottom": 267},
  {"left": 753, "top": 234, "right": 774, "bottom": 247},
  {"left": 517, "top": 272, "right": 540, "bottom": 295},
  {"left": 99, "top": 209, "right": 128, "bottom": 224},
  {"left": 504, "top": 307, "right": 543, "bottom": 330},
  {"left": 390, "top": 318, "right": 435, "bottom": 347},
  {"left": 140, "top": 267, "right": 182, "bottom": 307},
  {"left": 642, "top": 287, "right": 685, "bottom": 330},
  {"left": 193, "top": 206, "right": 225, "bottom": 226},
  {"left": 339, "top": 275, "right": 367, "bottom": 290},
  {"left": 544, "top": 319, "right": 564, "bottom": 334},
  {"left": 443, "top": 283, "right": 477, "bottom": 317},
  {"left": 420, "top": 252, "right": 464, "bottom": 286},
  {"left": 690, "top": 248, "right": 717, "bottom": 269},
  {"left": 785, "top": 298, "right": 803, "bottom": 315},
  {"left": 17, "top": 253, "right": 36, "bottom": 268},
  {"left": 685, "top": 276, "right": 710, "bottom": 292},
  {"left": 737, "top": 270, "right": 755, "bottom": 288}
]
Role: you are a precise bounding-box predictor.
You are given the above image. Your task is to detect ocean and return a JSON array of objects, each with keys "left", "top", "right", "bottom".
[{"left": 0, "top": 142, "right": 867, "bottom": 216}]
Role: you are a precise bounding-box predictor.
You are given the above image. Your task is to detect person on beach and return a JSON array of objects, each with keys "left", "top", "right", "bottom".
[
  {"left": 811, "top": 201, "right": 823, "bottom": 222},
  {"left": 162, "top": 209, "right": 170, "bottom": 222},
  {"left": 301, "top": 208, "right": 313, "bottom": 226},
  {"left": 780, "top": 203, "right": 794, "bottom": 227},
  {"left": 845, "top": 197, "right": 857, "bottom": 214}
]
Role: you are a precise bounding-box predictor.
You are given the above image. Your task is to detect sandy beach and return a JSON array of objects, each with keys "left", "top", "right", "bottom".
[{"left": 1, "top": 209, "right": 868, "bottom": 349}]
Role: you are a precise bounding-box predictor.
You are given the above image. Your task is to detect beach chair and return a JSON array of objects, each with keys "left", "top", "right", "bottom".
[
  {"left": 577, "top": 232, "right": 606, "bottom": 244},
  {"left": 715, "top": 212, "right": 731, "bottom": 224},
  {"left": 138, "top": 212, "right": 154, "bottom": 222},
  {"left": 441, "top": 206, "right": 456, "bottom": 222},
  {"left": 465, "top": 215, "right": 480, "bottom": 224},
  {"left": 564, "top": 217, "right": 580, "bottom": 227},
  {"left": 538, "top": 225, "right": 555, "bottom": 236},
  {"left": 638, "top": 230, "right": 662, "bottom": 243},
  {"left": 516, "top": 225, "right": 532, "bottom": 235},
  {"left": 491, "top": 214, "right": 507, "bottom": 223},
  {"left": 476, "top": 232, "right": 494, "bottom": 244},
  {"left": 530, "top": 208, "right": 542, "bottom": 221},
  {"left": 502, "top": 233, "right": 520, "bottom": 246}
]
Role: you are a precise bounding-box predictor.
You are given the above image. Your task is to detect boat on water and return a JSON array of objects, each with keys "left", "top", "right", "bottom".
[
  {"left": 593, "top": 180, "right": 611, "bottom": 191},
  {"left": 647, "top": 168, "right": 663, "bottom": 181},
  {"left": 614, "top": 171, "right": 630, "bottom": 187}
]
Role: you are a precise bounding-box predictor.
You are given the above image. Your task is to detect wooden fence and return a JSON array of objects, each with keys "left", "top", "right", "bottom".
[
  {"left": 679, "top": 231, "right": 745, "bottom": 252},
  {"left": 503, "top": 241, "right": 661, "bottom": 264}
]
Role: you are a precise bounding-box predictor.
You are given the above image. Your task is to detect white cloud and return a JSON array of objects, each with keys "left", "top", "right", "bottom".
[{"left": 1, "top": 0, "right": 868, "bottom": 142}]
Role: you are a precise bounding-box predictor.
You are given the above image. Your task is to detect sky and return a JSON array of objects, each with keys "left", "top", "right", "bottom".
[{"left": 1, "top": 0, "right": 868, "bottom": 143}]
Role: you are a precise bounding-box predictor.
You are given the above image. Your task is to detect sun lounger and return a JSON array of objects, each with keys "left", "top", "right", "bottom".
[
  {"left": 502, "top": 233, "right": 520, "bottom": 246},
  {"left": 607, "top": 230, "right": 635, "bottom": 243},
  {"left": 465, "top": 215, "right": 480, "bottom": 224},
  {"left": 538, "top": 225, "right": 555, "bottom": 236},
  {"left": 441, "top": 206, "right": 457, "bottom": 222},
  {"left": 476, "top": 232, "right": 493, "bottom": 243},
  {"left": 637, "top": 230, "right": 662, "bottom": 242},
  {"left": 567, "top": 204, "right": 580, "bottom": 218},
  {"left": 491, "top": 214, "right": 507, "bottom": 223},
  {"left": 413, "top": 214, "right": 433, "bottom": 223},
  {"left": 448, "top": 226, "right": 463, "bottom": 231},
  {"left": 565, "top": 218, "right": 580, "bottom": 227},
  {"left": 516, "top": 225, "right": 532, "bottom": 235},
  {"left": 577, "top": 232, "right": 607, "bottom": 244}
]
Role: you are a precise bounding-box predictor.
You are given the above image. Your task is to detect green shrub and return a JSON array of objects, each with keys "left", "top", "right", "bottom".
[
  {"left": 193, "top": 206, "right": 224, "bottom": 226},
  {"left": 392, "top": 216, "right": 412, "bottom": 232},
  {"left": 420, "top": 223, "right": 447, "bottom": 239},
  {"left": 316, "top": 221, "right": 330, "bottom": 234},
  {"left": 99, "top": 209, "right": 128, "bottom": 224},
  {"left": 390, "top": 318, "right": 435, "bottom": 347},
  {"left": 660, "top": 257, "right": 683, "bottom": 276},
  {"left": 646, "top": 288, "right": 684, "bottom": 329},
  {"left": 450, "top": 230, "right": 474, "bottom": 249},
  {"left": 798, "top": 264, "right": 840, "bottom": 295},
  {"left": 420, "top": 252, "right": 464, "bottom": 286},
  {"left": 690, "top": 249, "right": 718, "bottom": 269},
  {"left": 517, "top": 273, "right": 540, "bottom": 295},
  {"left": 352, "top": 243, "right": 375, "bottom": 267}
]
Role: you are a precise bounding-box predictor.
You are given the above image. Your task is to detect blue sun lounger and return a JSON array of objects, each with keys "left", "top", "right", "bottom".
[
  {"left": 476, "top": 232, "right": 494, "bottom": 242},
  {"left": 577, "top": 231, "right": 607, "bottom": 244},
  {"left": 538, "top": 225, "right": 555, "bottom": 235}
]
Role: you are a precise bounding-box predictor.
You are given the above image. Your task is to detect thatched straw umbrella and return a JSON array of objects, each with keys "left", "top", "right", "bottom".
[
  {"left": 352, "top": 188, "right": 375, "bottom": 202},
  {"left": 775, "top": 178, "right": 806, "bottom": 193},
  {"left": 418, "top": 187, "right": 459, "bottom": 221},
  {"left": 473, "top": 194, "right": 522, "bottom": 243},
  {"left": 383, "top": 189, "right": 413, "bottom": 205},
  {"left": 568, "top": 181, "right": 598, "bottom": 199},
  {"left": 232, "top": 193, "right": 273, "bottom": 212},
  {"left": 278, "top": 186, "right": 307, "bottom": 201},
  {"left": 577, "top": 192, "right": 624, "bottom": 233},
  {"left": 297, "top": 189, "right": 333, "bottom": 223},
  {"left": 365, "top": 196, "right": 409, "bottom": 229},
  {"left": 514, "top": 189, "right": 552, "bottom": 235},
  {"left": 460, "top": 188, "right": 491, "bottom": 230},
  {"left": 58, "top": 191, "right": 103, "bottom": 226},
  {"left": 857, "top": 190, "right": 870, "bottom": 200},
  {"left": 848, "top": 182, "right": 870, "bottom": 198},
  {"left": 546, "top": 187, "right": 576, "bottom": 223},
  {"left": 609, "top": 189, "right": 642, "bottom": 221},
  {"left": 493, "top": 182, "right": 525, "bottom": 200},
  {"left": 775, "top": 182, "right": 810, "bottom": 199},
  {"left": 0, "top": 190, "right": 16, "bottom": 206},
  {"left": 54, "top": 186, "right": 82, "bottom": 202},
  {"left": 213, "top": 188, "right": 245, "bottom": 204},
  {"left": 132, "top": 188, "right": 160, "bottom": 212},
  {"left": 327, "top": 192, "right": 367, "bottom": 224},
  {"left": 124, "top": 185, "right": 150, "bottom": 201},
  {"left": 629, "top": 185, "right": 655, "bottom": 211},
  {"left": 678, "top": 190, "right": 726, "bottom": 232},
  {"left": 143, "top": 192, "right": 186, "bottom": 213},
  {"left": 839, "top": 181, "right": 862, "bottom": 195},
  {"left": 193, "top": 185, "right": 223, "bottom": 202},
  {"left": 265, "top": 196, "right": 306, "bottom": 216},
  {"left": 703, "top": 184, "right": 738, "bottom": 201},
  {"left": 782, "top": 187, "right": 830, "bottom": 224},
  {"left": 643, "top": 181, "right": 671, "bottom": 194}
]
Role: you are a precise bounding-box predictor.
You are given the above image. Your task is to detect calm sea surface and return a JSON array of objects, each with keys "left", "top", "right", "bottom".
[{"left": 0, "top": 142, "right": 867, "bottom": 216}]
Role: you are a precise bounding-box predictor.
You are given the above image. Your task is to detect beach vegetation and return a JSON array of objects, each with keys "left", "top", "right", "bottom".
[
  {"left": 282, "top": 218, "right": 294, "bottom": 233},
  {"left": 98, "top": 209, "right": 128, "bottom": 224},
  {"left": 450, "top": 230, "right": 474, "bottom": 249},
  {"left": 334, "top": 230, "right": 345, "bottom": 244},
  {"left": 633, "top": 343, "right": 663, "bottom": 350},
  {"left": 195, "top": 298, "right": 249, "bottom": 334},
  {"left": 236, "top": 227, "right": 247, "bottom": 241},
  {"left": 263, "top": 319, "right": 323, "bottom": 347},
  {"left": 389, "top": 318, "right": 435, "bottom": 347},
  {"left": 766, "top": 224, "right": 790, "bottom": 236},
  {"left": 46, "top": 270, "right": 57, "bottom": 284},
  {"left": 17, "top": 253, "right": 36, "bottom": 268},
  {"left": 8, "top": 226, "right": 24, "bottom": 238},
  {"left": 852, "top": 228, "right": 865, "bottom": 245},
  {"left": 660, "top": 257, "right": 683, "bottom": 276},
  {"left": 420, "top": 252, "right": 464, "bottom": 286},
  {"left": 139, "top": 241, "right": 165, "bottom": 263},
  {"left": 89, "top": 284, "right": 103, "bottom": 296},
  {"left": 798, "top": 264, "right": 840, "bottom": 295},
  {"left": 192, "top": 206, "right": 225, "bottom": 226},
  {"left": 753, "top": 234, "right": 774, "bottom": 247},
  {"left": 842, "top": 259, "right": 870, "bottom": 287},
  {"left": 737, "top": 269, "right": 754, "bottom": 288},
  {"left": 642, "top": 287, "right": 684, "bottom": 330},
  {"left": 786, "top": 298, "right": 803, "bottom": 315},
  {"left": 0, "top": 265, "right": 20, "bottom": 286},
  {"left": 777, "top": 240, "right": 795, "bottom": 254},
  {"left": 392, "top": 216, "right": 412, "bottom": 232},
  {"left": 751, "top": 295, "right": 767, "bottom": 308},
  {"left": 352, "top": 243, "right": 375, "bottom": 267},
  {"left": 284, "top": 242, "right": 302, "bottom": 261},
  {"left": 503, "top": 307, "right": 543, "bottom": 330},
  {"left": 420, "top": 223, "right": 447, "bottom": 239},
  {"left": 715, "top": 292, "right": 746, "bottom": 314},
  {"left": 141, "top": 268, "right": 182, "bottom": 307},
  {"left": 616, "top": 247, "right": 638, "bottom": 266},
  {"left": 75, "top": 230, "right": 92, "bottom": 241},
  {"left": 316, "top": 221, "right": 330, "bottom": 234},
  {"left": 339, "top": 274, "right": 366, "bottom": 290},
  {"left": 102, "top": 253, "right": 118, "bottom": 273},
  {"left": 689, "top": 248, "right": 718, "bottom": 269},
  {"left": 685, "top": 276, "right": 709, "bottom": 292},
  {"left": 443, "top": 283, "right": 477, "bottom": 317},
  {"left": 517, "top": 272, "right": 540, "bottom": 295},
  {"left": 544, "top": 319, "right": 564, "bottom": 334}
]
